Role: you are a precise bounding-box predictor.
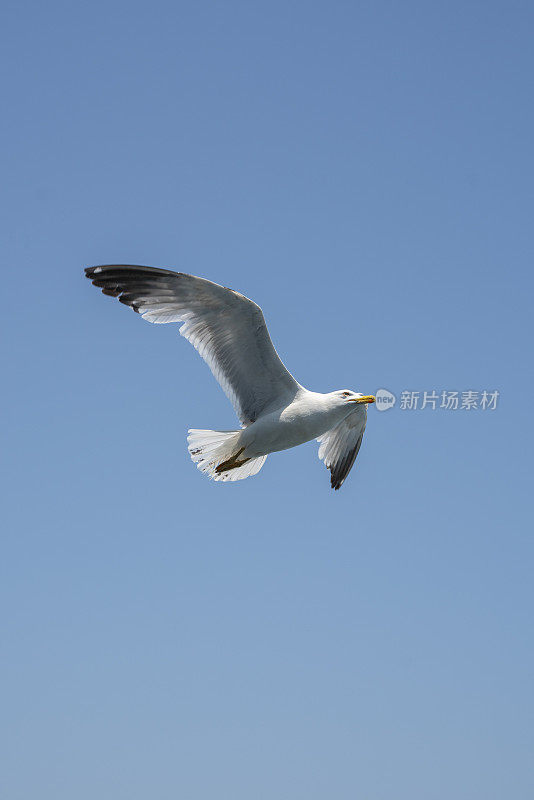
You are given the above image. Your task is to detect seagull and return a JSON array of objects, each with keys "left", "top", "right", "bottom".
[{"left": 85, "top": 265, "right": 375, "bottom": 489}]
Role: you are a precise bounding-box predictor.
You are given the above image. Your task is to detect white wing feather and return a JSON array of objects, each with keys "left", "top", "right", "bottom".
[
  {"left": 85, "top": 265, "right": 302, "bottom": 426},
  {"left": 317, "top": 410, "right": 367, "bottom": 490}
]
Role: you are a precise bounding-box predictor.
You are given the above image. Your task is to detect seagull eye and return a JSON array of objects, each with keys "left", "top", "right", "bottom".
[{"left": 343, "top": 391, "right": 350, "bottom": 397}]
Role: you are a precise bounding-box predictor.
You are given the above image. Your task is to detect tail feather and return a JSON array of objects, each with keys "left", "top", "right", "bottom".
[{"left": 187, "top": 429, "right": 267, "bottom": 482}]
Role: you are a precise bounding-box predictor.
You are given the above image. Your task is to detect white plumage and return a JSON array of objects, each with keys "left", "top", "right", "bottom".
[{"left": 85, "top": 265, "right": 375, "bottom": 489}]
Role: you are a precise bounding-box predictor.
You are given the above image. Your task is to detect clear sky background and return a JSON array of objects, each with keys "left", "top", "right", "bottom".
[{"left": 1, "top": 2, "right": 533, "bottom": 798}]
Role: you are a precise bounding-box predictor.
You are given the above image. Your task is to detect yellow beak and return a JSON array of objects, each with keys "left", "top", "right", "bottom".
[{"left": 349, "top": 395, "right": 376, "bottom": 404}]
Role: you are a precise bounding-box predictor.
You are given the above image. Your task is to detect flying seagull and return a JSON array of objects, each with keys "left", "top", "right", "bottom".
[{"left": 85, "top": 265, "right": 375, "bottom": 489}]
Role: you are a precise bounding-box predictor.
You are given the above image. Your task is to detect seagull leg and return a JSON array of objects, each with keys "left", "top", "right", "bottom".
[{"left": 215, "top": 447, "right": 251, "bottom": 474}]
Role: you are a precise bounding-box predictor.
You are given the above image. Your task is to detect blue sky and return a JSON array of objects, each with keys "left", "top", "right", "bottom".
[{"left": 2, "top": 2, "right": 533, "bottom": 798}]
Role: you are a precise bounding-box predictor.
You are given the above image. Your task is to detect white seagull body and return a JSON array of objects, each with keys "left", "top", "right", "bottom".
[{"left": 85, "top": 265, "right": 375, "bottom": 490}]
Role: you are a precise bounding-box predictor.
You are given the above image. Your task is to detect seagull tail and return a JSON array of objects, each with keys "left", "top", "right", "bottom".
[{"left": 187, "top": 429, "right": 267, "bottom": 482}]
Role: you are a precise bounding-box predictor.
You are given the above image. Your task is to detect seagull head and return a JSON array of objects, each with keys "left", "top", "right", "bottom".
[{"left": 334, "top": 390, "right": 376, "bottom": 406}]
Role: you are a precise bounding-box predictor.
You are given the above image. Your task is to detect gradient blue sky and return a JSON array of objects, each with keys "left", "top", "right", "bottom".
[{"left": 2, "top": 2, "right": 533, "bottom": 798}]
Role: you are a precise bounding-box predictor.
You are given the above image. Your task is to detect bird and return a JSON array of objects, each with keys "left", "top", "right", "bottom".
[{"left": 85, "top": 265, "right": 375, "bottom": 489}]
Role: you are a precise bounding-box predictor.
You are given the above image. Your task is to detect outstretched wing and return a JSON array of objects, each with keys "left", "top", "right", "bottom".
[
  {"left": 317, "top": 410, "right": 367, "bottom": 490},
  {"left": 85, "top": 265, "right": 302, "bottom": 426}
]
